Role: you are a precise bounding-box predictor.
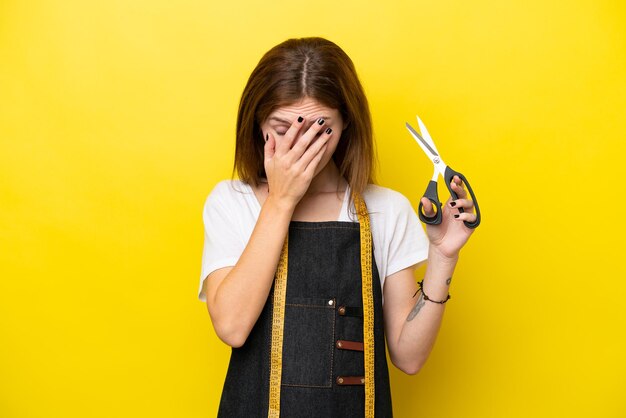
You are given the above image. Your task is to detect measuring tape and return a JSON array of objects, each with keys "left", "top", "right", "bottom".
[
  {"left": 268, "top": 235, "right": 289, "bottom": 418},
  {"left": 355, "top": 191, "right": 376, "bottom": 417},
  {"left": 267, "top": 191, "right": 375, "bottom": 418}
]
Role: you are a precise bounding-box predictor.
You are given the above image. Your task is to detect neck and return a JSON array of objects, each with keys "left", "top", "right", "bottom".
[{"left": 306, "top": 159, "right": 345, "bottom": 194}]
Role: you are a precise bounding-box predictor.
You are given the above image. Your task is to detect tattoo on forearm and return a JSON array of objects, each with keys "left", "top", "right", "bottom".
[
  {"left": 406, "top": 292, "right": 425, "bottom": 322},
  {"left": 446, "top": 277, "right": 452, "bottom": 286}
]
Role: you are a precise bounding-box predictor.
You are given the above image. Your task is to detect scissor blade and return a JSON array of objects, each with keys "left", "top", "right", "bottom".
[
  {"left": 405, "top": 122, "right": 439, "bottom": 158},
  {"left": 416, "top": 116, "right": 439, "bottom": 155}
]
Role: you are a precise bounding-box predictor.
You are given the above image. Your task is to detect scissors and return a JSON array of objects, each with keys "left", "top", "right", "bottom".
[{"left": 405, "top": 116, "right": 481, "bottom": 229}]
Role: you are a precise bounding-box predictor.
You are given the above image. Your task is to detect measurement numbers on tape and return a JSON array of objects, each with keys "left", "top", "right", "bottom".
[
  {"left": 355, "top": 192, "right": 375, "bottom": 418},
  {"left": 268, "top": 235, "right": 289, "bottom": 418}
]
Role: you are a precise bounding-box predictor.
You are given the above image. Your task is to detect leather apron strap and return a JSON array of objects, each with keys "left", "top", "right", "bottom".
[{"left": 267, "top": 190, "right": 375, "bottom": 418}]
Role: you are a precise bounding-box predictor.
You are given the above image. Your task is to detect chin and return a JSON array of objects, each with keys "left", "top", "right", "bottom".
[{"left": 315, "top": 155, "right": 331, "bottom": 174}]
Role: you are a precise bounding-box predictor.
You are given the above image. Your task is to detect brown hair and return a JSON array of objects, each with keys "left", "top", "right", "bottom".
[{"left": 232, "top": 37, "right": 378, "bottom": 210}]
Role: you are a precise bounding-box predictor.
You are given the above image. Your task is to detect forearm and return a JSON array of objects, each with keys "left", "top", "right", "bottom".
[
  {"left": 394, "top": 247, "right": 458, "bottom": 374},
  {"left": 213, "top": 196, "right": 295, "bottom": 345}
]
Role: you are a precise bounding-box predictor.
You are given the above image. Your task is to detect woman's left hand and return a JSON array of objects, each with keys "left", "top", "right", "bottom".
[{"left": 420, "top": 175, "right": 477, "bottom": 260}]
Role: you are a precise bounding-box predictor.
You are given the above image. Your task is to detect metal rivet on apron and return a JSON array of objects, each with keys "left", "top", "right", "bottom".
[
  {"left": 337, "top": 377, "right": 344, "bottom": 384},
  {"left": 336, "top": 340, "right": 343, "bottom": 348},
  {"left": 338, "top": 306, "right": 346, "bottom": 315},
  {"left": 328, "top": 299, "right": 334, "bottom": 306}
]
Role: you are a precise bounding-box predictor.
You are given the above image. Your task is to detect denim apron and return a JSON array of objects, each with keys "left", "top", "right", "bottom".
[{"left": 217, "top": 193, "right": 393, "bottom": 417}]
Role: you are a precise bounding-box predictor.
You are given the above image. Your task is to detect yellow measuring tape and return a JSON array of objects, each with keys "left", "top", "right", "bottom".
[
  {"left": 268, "top": 235, "right": 289, "bottom": 418},
  {"left": 267, "top": 191, "right": 375, "bottom": 418},
  {"left": 355, "top": 191, "right": 376, "bottom": 417}
]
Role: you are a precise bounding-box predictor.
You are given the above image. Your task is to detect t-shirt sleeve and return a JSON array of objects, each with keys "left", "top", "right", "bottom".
[
  {"left": 197, "top": 182, "right": 244, "bottom": 303},
  {"left": 385, "top": 192, "right": 430, "bottom": 278}
]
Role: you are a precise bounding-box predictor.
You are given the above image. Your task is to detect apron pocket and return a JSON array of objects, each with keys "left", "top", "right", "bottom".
[{"left": 281, "top": 296, "right": 336, "bottom": 388}]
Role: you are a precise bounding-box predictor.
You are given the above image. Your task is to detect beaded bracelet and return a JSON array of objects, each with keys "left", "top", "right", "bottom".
[{"left": 412, "top": 279, "right": 451, "bottom": 304}]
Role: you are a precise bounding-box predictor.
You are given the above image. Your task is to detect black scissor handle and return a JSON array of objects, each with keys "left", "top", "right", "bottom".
[
  {"left": 443, "top": 166, "right": 481, "bottom": 229},
  {"left": 418, "top": 180, "right": 443, "bottom": 225}
]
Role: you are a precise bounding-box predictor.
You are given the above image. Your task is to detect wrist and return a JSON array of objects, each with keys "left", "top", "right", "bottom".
[
  {"left": 428, "top": 246, "right": 459, "bottom": 266},
  {"left": 264, "top": 194, "right": 296, "bottom": 216}
]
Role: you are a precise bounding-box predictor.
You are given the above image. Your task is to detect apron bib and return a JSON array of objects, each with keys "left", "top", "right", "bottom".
[{"left": 217, "top": 192, "right": 393, "bottom": 417}]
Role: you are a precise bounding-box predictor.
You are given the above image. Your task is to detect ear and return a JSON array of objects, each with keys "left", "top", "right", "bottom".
[{"left": 342, "top": 119, "right": 350, "bottom": 131}]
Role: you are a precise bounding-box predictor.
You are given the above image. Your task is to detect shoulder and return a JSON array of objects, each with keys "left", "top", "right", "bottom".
[
  {"left": 205, "top": 179, "right": 248, "bottom": 203},
  {"left": 362, "top": 183, "right": 414, "bottom": 215},
  {"left": 203, "top": 179, "right": 252, "bottom": 215}
]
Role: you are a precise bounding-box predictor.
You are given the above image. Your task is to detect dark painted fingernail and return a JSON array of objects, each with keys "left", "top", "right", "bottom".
[
  {"left": 450, "top": 201, "right": 456, "bottom": 207},
  {"left": 317, "top": 118, "right": 325, "bottom": 125},
  {"left": 297, "top": 116, "right": 303, "bottom": 123},
  {"left": 325, "top": 127, "right": 332, "bottom": 134},
  {"left": 454, "top": 214, "right": 460, "bottom": 218}
]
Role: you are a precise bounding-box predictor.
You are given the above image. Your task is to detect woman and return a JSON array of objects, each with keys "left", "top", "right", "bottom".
[{"left": 198, "top": 37, "right": 477, "bottom": 417}]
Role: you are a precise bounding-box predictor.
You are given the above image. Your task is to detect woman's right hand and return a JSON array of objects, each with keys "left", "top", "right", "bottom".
[{"left": 263, "top": 116, "right": 333, "bottom": 209}]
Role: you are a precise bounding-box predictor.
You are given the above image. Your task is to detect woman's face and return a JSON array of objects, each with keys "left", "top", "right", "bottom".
[{"left": 260, "top": 97, "right": 346, "bottom": 176}]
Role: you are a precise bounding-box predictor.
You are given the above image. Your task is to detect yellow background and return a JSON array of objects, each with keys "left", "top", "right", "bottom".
[{"left": 1, "top": 0, "right": 624, "bottom": 417}]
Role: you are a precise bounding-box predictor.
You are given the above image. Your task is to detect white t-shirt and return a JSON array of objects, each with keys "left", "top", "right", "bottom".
[{"left": 198, "top": 179, "right": 430, "bottom": 305}]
